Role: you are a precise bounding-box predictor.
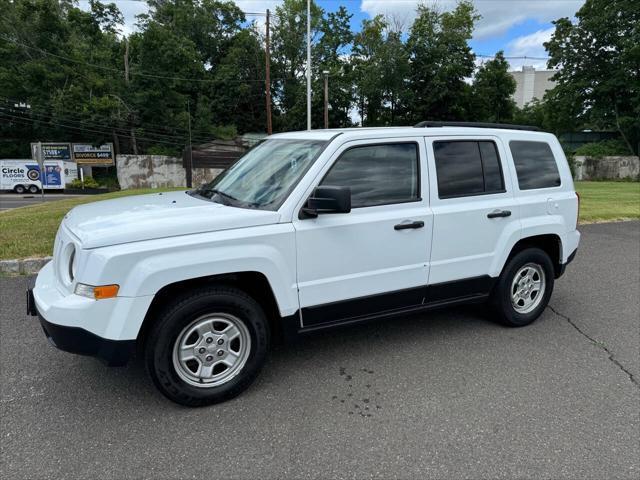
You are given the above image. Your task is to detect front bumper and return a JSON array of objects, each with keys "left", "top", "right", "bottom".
[
  {"left": 38, "top": 310, "right": 135, "bottom": 366},
  {"left": 27, "top": 262, "right": 150, "bottom": 366},
  {"left": 28, "top": 284, "right": 135, "bottom": 366}
]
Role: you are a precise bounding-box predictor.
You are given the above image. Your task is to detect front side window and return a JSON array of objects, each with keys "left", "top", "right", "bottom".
[
  {"left": 433, "top": 140, "right": 505, "bottom": 199},
  {"left": 510, "top": 141, "right": 561, "bottom": 190},
  {"left": 194, "top": 139, "right": 326, "bottom": 209},
  {"left": 320, "top": 143, "right": 420, "bottom": 208}
]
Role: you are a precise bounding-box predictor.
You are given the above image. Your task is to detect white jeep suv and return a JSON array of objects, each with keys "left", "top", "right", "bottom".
[{"left": 28, "top": 122, "right": 580, "bottom": 406}]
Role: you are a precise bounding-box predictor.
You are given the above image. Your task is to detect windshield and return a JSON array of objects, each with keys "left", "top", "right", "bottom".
[{"left": 193, "top": 139, "right": 326, "bottom": 210}]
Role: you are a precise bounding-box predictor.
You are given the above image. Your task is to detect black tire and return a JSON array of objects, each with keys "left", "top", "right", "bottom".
[
  {"left": 144, "top": 285, "right": 270, "bottom": 407},
  {"left": 28, "top": 184, "right": 39, "bottom": 194},
  {"left": 14, "top": 184, "right": 25, "bottom": 194},
  {"left": 490, "top": 247, "right": 554, "bottom": 327}
]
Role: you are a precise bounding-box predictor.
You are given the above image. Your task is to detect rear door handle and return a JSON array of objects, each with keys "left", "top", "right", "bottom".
[
  {"left": 394, "top": 220, "right": 425, "bottom": 230},
  {"left": 487, "top": 209, "right": 511, "bottom": 219}
]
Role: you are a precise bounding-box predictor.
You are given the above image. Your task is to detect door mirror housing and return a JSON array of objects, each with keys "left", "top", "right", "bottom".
[{"left": 300, "top": 186, "right": 351, "bottom": 218}]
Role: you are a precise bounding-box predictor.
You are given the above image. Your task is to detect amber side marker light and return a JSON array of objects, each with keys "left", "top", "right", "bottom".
[{"left": 75, "top": 283, "right": 119, "bottom": 300}]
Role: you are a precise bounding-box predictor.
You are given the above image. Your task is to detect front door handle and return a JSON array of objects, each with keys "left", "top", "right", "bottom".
[
  {"left": 394, "top": 220, "right": 425, "bottom": 230},
  {"left": 487, "top": 209, "right": 512, "bottom": 219}
]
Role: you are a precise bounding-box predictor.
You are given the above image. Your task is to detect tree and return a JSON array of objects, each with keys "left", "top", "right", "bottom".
[
  {"left": 0, "top": 0, "right": 126, "bottom": 156},
  {"left": 211, "top": 28, "right": 266, "bottom": 133},
  {"left": 544, "top": 0, "right": 640, "bottom": 154},
  {"left": 379, "top": 29, "right": 410, "bottom": 125},
  {"left": 351, "top": 15, "right": 386, "bottom": 126},
  {"left": 139, "top": 0, "right": 245, "bottom": 70},
  {"left": 313, "top": 6, "right": 354, "bottom": 128},
  {"left": 512, "top": 99, "right": 547, "bottom": 129},
  {"left": 406, "top": 1, "right": 478, "bottom": 123},
  {"left": 351, "top": 16, "right": 411, "bottom": 126},
  {"left": 472, "top": 51, "right": 516, "bottom": 123}
]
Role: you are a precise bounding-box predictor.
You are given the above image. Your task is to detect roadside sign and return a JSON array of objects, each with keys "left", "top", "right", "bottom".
[
  {"left": 72, "top": 143, "right": 115, "bottom": 166},
  {"left": 30, "top": 142, "right": 72, "bottom": 161}
]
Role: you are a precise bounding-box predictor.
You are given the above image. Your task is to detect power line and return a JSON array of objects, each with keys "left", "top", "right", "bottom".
[
  {"left": 0, "top": 105, "right": 265, "bottom": 147},
  {"left": 0, "top": 104, "right": 215, "bottom": 144},
  {"left": 0, "top": 111, "right": 191, "bottom": 147},
  {"left": 0, "top": 94, "right": 266, "bottom": 139},
  {"left": 0, "top": 34, "right": 285, "bottom": 84}
]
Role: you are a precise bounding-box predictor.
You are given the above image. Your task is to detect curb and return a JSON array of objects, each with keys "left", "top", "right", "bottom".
[{"left": 0, "top": 257, "right": 52, "bottom": 275}]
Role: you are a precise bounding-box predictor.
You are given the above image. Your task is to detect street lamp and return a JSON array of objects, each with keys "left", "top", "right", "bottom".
[
  {"left": 323, "top": 70, "right": 330, "bottom": 129},
  {"left": 306, "top": 0, "right": 311, "bottom": 131}
]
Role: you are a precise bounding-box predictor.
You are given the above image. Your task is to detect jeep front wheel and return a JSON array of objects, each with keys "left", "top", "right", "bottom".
[{"left": 145, "top": 286, "right": 269, "bottom": 407}]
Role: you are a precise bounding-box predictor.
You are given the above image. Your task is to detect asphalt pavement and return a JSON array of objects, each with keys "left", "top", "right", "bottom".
[
  {"left": 0, "top": 193, "right": 88, "bottom": 211},
  {"left": 1, "top": 221, "right": 638, "bottom": 479}
]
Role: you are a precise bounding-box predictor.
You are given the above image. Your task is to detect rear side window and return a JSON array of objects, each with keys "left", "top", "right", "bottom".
[
  {"left": 321, "top": 143, "right": 419, "bottom": 208},
  {"left": 510, "top": 141, "right": 561, "bottom": 190},
  {"left": 433, "top": 141, "right": 505, "bottom": 199}
]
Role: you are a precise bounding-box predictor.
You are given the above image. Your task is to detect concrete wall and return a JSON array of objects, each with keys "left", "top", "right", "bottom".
[
  {"left": 116, "top": 155, "right": 222, "bottom": 189},
  {"left": 573, "top": 156, "right": 640, "bottom": 181}
]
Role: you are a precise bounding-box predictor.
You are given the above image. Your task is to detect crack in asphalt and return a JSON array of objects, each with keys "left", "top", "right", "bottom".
[{"left": 548, "top": 305, "right": 639, "bottom": 389}]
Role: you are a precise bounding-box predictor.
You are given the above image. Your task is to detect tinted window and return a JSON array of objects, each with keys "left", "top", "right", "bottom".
[
  {"left": 321, "top": 143, "right": 419, "bottom": 208},
  {"left": 510, "top": 141, "right": 561, "bottom": 190},
  {"left": 479, "top": 142, "right": 504, "bottom": 192},
  {"left": 434, "top": 141, "right": 505, "bottom": 198}
]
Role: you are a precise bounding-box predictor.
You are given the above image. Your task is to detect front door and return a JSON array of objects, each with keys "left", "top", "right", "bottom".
[{"left": 293, "top": 139, "right": 433, "bottom": 328}]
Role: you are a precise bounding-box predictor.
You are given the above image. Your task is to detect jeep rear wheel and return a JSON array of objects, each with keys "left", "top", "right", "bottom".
[
  {"left": 145, "top": 286, "right": 269, "bottom": 407},
  {"left": 490, "top": 248, "right": 554, "bottom": 327}
]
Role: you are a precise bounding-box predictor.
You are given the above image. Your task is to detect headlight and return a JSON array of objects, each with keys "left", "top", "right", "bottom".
[{"left": 75, "top": 283, "right": 119, "bottom": 300}]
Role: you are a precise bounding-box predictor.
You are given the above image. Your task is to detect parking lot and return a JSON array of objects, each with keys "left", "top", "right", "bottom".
[
  {"left": 1, "top": 221, "right": 638, "bottom": 479},
  {"left": 0, "top": 193, "right": 89, "bottom": 211}
]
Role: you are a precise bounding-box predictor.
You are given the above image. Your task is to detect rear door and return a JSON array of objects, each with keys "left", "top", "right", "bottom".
[{"left": 425, "top": 135, "right": 521, "bottom": 292}]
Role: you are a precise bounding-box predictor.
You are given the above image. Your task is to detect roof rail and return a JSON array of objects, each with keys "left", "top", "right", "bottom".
[{"left": 414, "top": 121, "right": 542, "bottom": 132}]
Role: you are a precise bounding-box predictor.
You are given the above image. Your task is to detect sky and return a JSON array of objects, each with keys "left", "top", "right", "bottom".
[{"left": 80, "top": 0, "right": 586, "bottom": 71}]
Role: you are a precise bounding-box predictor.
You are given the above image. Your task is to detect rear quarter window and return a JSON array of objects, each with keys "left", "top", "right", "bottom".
[{"left": 509, "top": 140, "right": 561, "bottom": 190}]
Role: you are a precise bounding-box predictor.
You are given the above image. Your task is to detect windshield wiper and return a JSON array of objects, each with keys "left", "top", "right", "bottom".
[{"left": 194, "top": 187, "right": 239, "bottom": 206}]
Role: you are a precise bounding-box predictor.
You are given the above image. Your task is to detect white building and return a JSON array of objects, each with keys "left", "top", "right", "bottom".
[{"left": 510, "top": 66, "right": 556, "bottom": 108}]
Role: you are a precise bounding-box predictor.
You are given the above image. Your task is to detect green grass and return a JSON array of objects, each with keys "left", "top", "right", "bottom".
[
  {"left": 0, "top": 182, "right": 638, "bottom": 260},
  {"left": 575, "top": 181, "right": 640, "bottom": 223},
  {"left": 0, "top": 188, "right": 184, "bottom": 260}
]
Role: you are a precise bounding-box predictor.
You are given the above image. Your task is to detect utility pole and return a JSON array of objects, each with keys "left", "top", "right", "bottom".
[
  {"left": 186, "top": 99, "right": 193, "bottom": 188},
  {"left": 124, "top": 39, "right": 138, "bottom": 155},
  {"left": 306, "top": 0, "right": 311, "bottom": 131},
  {"left": 323, "top": 70, "right": 329, "bottom": 129},
  {"left": 36, "top": 141, "right": 44, "bottom": 201},
  {"left": 265, "top": 9, "right": 272, "bottom": 135}
]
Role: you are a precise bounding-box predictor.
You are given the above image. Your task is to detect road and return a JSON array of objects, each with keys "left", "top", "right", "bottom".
[
  {"left": 0, "top": 193, "right": 88, "bottom": 211},
  {"left": 1, "top": 222, "right": 638, "bottom": 479}
]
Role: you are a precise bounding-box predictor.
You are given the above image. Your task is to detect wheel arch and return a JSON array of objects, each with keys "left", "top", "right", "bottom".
[
  {"left": 136, "top": 271, "right": 282, "bottom": 347},
  {"left": 503, "top": 234, "right": 563, "bottom": 278}
]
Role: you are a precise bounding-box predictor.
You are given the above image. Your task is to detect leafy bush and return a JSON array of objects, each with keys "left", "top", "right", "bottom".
[
  {"left": 66, "top": 177, "right": 101, "bottom": 189},
  {"left": 574, "top": 139, "right": 632, "bottom": 157},
  {"left": 146, "top": 145, "right": 181, "bottom": 156},
  {"left": 211, "top": 125, "right": 237, "bottom": 140},
  {"left": 92, "top": 167, "right": 120, "bottom": 191}
]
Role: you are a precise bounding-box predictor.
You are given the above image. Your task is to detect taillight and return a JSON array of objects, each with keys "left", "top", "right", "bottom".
[{"left": 575, "top": 192, "right": 580, "bottom": 227}]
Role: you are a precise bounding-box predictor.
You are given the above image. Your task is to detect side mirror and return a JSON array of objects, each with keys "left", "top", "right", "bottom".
[{"left": 300, "top": 186, "right": 351, "bottom": 218}]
